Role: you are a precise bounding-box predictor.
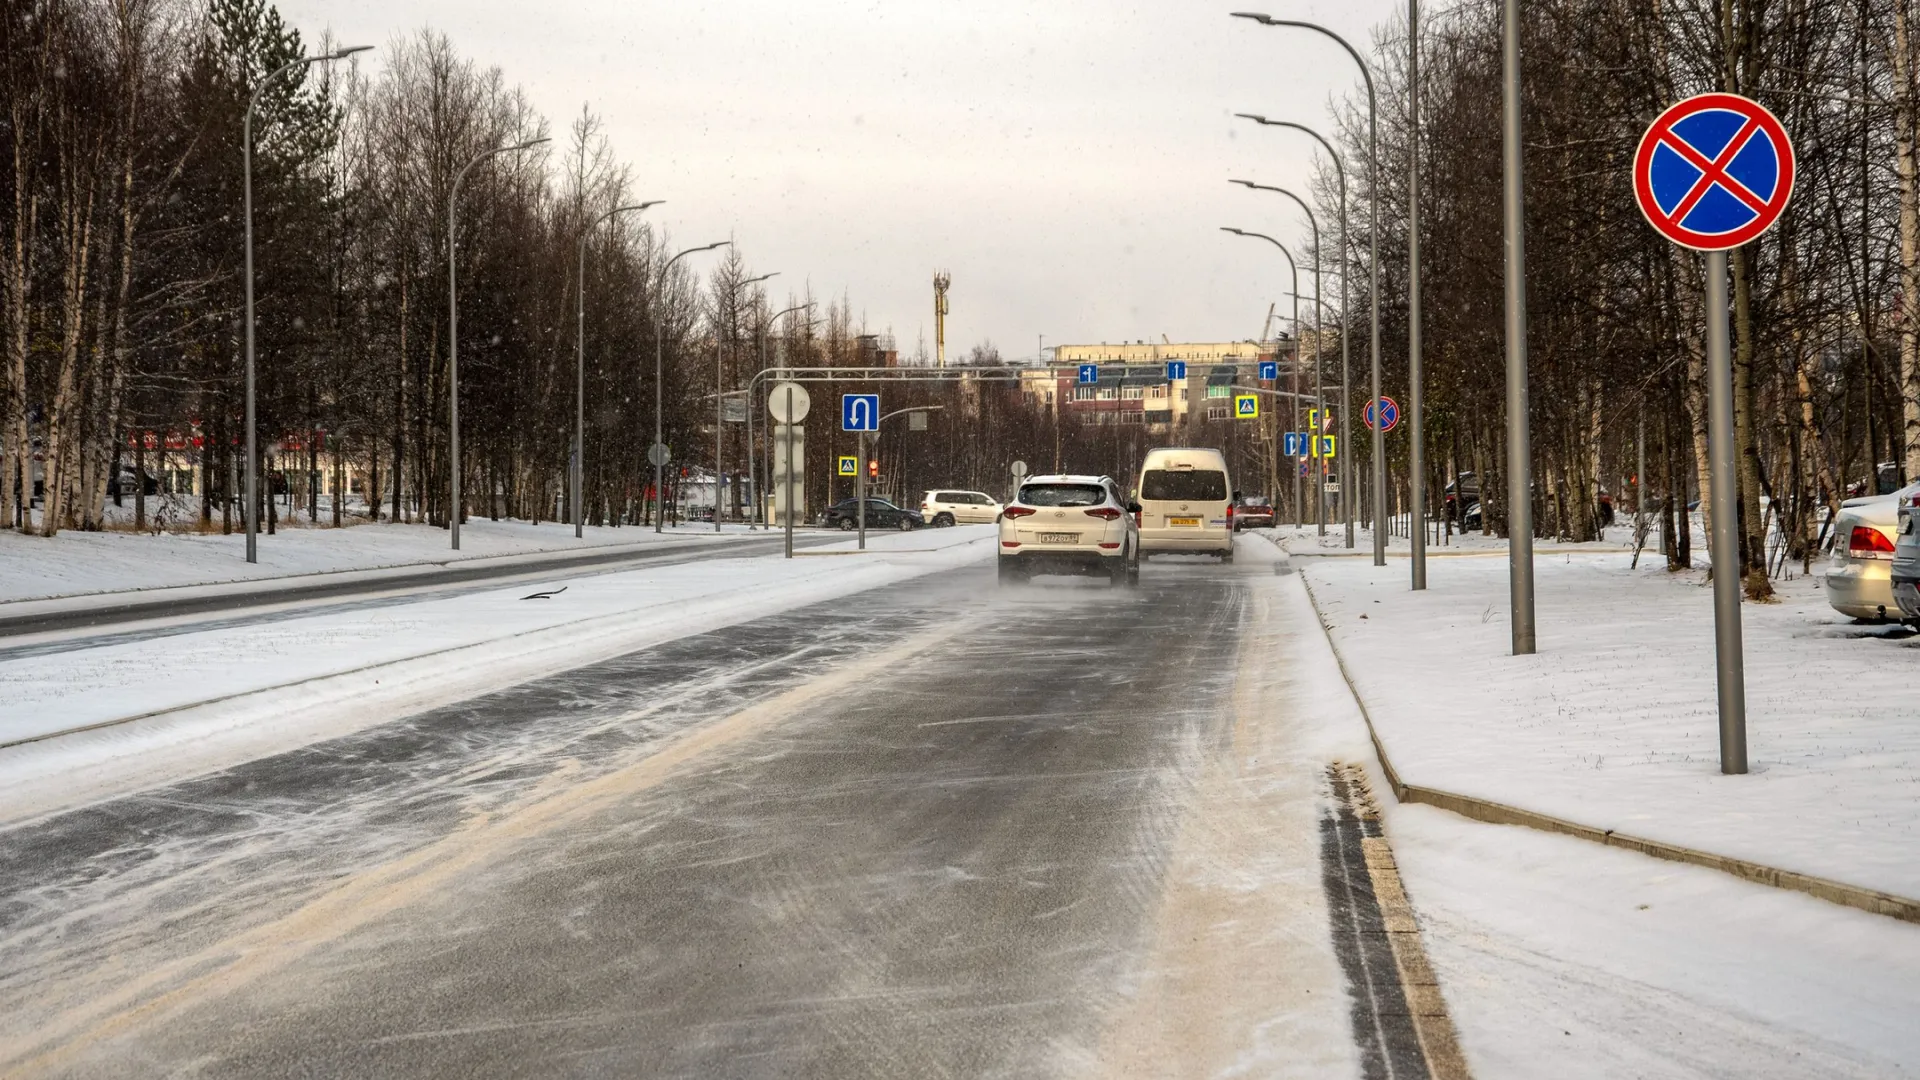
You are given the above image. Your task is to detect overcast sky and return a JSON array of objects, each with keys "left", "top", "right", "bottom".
[{"left": 281, "top": 0, "right": 1407, "bottom": 361}]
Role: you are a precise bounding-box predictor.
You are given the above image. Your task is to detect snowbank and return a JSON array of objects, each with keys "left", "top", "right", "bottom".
[
  {"left": 0, "top": 517, "right": 773, "bottom": 604},
  {"left": 1293, "top": 548, "right": 1920, "bottom": 901},
  {"left": 0, "top": 526, "right": 997, "bottom": 821}
]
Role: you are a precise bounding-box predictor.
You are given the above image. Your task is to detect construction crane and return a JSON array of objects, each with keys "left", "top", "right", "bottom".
[{"left": 1258, "top": 302, "right": 1277, "bottom": 344}]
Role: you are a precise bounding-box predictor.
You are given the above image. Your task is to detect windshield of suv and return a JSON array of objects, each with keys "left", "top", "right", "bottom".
[
  {"left": 1141, "top": 470, "right": 1227, "bottom": 501},
  {"left": 1018, "top": 483, "right": 1106, "bottom": 507}
]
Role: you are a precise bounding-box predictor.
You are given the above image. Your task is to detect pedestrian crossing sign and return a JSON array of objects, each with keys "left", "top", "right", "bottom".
[
  {"left": 1312, "top": 435, "right": 1337, "bottom": 458},
  {"left": 837, "top": 455, "right": 858, "bottom": 476},
  {"left": 1234, "top": 394, "right": 1259, "bottom": 420}
]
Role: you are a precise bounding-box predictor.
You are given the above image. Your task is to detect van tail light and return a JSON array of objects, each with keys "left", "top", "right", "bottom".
[
  {"left": 1003, "top": 506, "right": 1036, "bottom": 519},
  {"left": 1083, "top": 507, "right": 1123, "bottom": 521},
  {"left": 1226, "top": 504, "right": 1236, "bottom": 525},
  {"left": 1850, "top": 525, "right": 1897, "bottom": 559}
]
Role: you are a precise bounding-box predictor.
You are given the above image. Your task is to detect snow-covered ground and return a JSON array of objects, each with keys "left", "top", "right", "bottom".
[
  {"left": 1289, "top": 542, "right": 1919, "bottom": 902},
  {"left": 0, "top": 525, "right": 997, "bottom": 822},
  {"left": 0, "top": 517, "right": 776, "bottom": 604},
  {"left": 1266, "top": 556, "right": 1920, "bottom": 1076}
]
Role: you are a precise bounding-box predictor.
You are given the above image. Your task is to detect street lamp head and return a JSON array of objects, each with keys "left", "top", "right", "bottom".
[
  {"left": 620, "top": 201, "right": 664, "bottom": 214},
  {"left": 1230, "top": 12, "right": 1276, "bottom": 25},
  {"left": 324, "top": 45, "right": 373, "bottom": 61},
  {"left": 515, "top": 137, "right": 551, "bottom": 152},
  {"left": 1233, "top": 112, "right": 1270, "bottom": 125},
  {"left": 1221, "top": 227, "right": 1247, "bottom": 236}
]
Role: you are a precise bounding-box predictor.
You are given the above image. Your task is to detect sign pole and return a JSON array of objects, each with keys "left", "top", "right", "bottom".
[
  {"left": 1704, "top": 249, "right": 1748, "bottom": 773},
  {"left": 784, "top": 387, "right": 795, "bottom": 559},
  {"left": 857, "top": 431, "right": 867, "bottom": 550}
]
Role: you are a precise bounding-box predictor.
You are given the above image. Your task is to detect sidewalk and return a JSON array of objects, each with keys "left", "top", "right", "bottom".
[
  {"left": 0, "top": 518, "right": 772, "bottom": 605},
  {"left": 1286, "top": 537, "right": 1920, "bottom": 904}
]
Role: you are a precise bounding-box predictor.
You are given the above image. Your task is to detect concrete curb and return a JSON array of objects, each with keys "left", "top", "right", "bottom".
[{"left": 1294, "top": 565, "right": 1920, "bottom": 928}]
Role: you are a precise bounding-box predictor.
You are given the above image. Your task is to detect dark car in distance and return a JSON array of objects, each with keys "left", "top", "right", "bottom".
[{"left": 819, "top": 498, "right": 923, "bottom": 531}]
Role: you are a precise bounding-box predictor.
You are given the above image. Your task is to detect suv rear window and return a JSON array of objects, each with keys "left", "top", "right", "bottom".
[
  {"left": 1141, "top": 470, "right": 1227, "bottom": 501},
  {"left": 1019, "top": 483, "right": 1107, "bottom": 507}
]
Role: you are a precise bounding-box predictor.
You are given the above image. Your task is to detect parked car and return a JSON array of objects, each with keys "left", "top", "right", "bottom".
[
  {"left": 920, "top": 489, "right": 1002, "bottom": 526},
  {"left": 1823, "top": 492, "right": 1905, "bottom": 621},
  {"left": 819, "top": 498, "right": 922, "bottom": 531},
  {"left": 997, "top": 474, "right": 1139, "bottom": 586},
  {"left": 1888, "top": 487, "right": 1920, "bottom": 623},
  {"left": 1233, "top": 495, "right": 1276, "bottom": 531}
]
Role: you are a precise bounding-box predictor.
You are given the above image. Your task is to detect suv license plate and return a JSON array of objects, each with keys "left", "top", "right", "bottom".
[
  {"left": 1040, "top": 532, "right": 1078, "bottom": 544},
  {"left": 1169, "top": 517, "right": 1200, "bottom": 527}
]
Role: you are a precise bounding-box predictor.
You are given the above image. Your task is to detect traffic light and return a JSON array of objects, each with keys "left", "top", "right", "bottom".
[{"left": 867, "top": 459, "right": 879, "bottom": 478}]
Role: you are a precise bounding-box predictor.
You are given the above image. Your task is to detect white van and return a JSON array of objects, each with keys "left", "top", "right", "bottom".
[{"left": 1135, "top": 447, "right": 1235, "bottom": 561}]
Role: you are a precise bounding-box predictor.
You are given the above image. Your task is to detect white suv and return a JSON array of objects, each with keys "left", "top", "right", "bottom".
[
  {"left": 997, "top": 475, "right": 1140, "bottom": 586},
  {"left": 921, "top": 489, "right": 1002, "bottom": 526}
]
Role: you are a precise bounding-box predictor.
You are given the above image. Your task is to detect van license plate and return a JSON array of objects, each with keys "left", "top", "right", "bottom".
[
  {"left": 1040, "top": 532, "right": 1078, "bottom": 544},
  {"left": 1169, "top": 517, "right": 1200, "bottom": 527}
]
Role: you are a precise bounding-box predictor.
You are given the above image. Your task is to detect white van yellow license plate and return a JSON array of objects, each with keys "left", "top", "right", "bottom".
[
  {"left": 1040, "top": 531, "right": 1079, "bottom": 544},
  {"left": 1169, "top": 516, "right": 1201, "bottom": 527}
]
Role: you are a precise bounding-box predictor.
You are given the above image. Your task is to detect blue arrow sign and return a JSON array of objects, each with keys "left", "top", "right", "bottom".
[
  {"left": 1259, "top": 360, "right": 1279, "bottom": 381},
  {"left": 1283, "top": 432, "right": 1307, "bottom": 457},
  {"left": 1077, "top": 364, "right": 1099, "bottom": 385},
  {"left": 841, "top": 394, "right": 879, "bottom": 432},
  {"left": 1166, "top": 360, "right": 1187, "bottom": 381}
]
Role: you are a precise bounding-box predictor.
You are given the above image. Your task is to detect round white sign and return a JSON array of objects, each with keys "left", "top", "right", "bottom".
[
  {"left": 1010, "top": 460, "right": 1028, "bottom": 477},
  {"left": 767, "top": 382, "right": 811, "bottom": 424}
]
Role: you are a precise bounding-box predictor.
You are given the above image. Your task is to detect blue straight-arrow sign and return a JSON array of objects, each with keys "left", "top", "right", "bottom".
[
  {"left": 1259, "top": 360, "right": 1279, "bottom": 381},
  {"left": 841, "top": 394, "right": 879, "bottom": 432},
  {"left": 1283, "top": 432, "right": 1306, "bottom": 457},
  {"left": 1166, "top": 360, "right": 1187, "bottom": 381},
  {"left": 1077, "top": 364, "right": 1099, "bottom": 385}
]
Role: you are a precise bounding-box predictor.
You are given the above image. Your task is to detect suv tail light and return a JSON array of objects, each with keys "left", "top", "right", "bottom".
[
  {"left": 1226, "top": 504, "right": 1236, "bottom": 524},
  {"left": 1003, "top": 505, "right": 1036, "bottom": 519},
  {"left": 1850, "top": 525, "right": 1897, "bottom": 559},
  {"left": 1083, "top": 507, "right": 1122, "bottom": 520}
]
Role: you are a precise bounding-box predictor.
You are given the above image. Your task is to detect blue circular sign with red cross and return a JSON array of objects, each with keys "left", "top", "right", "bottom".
[
  {"left": 1364, "top": 396, "right": 1399, "bottom": 433},
  {"left": 1634, "top": 92, "right": 1794, "bottom": 251}
]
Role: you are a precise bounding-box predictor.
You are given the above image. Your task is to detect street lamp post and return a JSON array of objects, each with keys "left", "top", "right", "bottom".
[
  {"left": 1232, "top": 12, "right": 1384, "bottom": 566},
  {"left": 448, "top": 136, "right": 549, "bottom": 551},
  {"left": 1236, "top": 114, "right": 1353, "bottom": 548},
  {"left": 575, "top": 200, "right": 662, "bottom": 539},
  {"left": 747, "top": 303, "right": 814, "bottom": 529},
  {"left": 1408, "top": 0, "right": 1427, "bottom": 588},
  {"left": 654, "top": 241, "right": 731, "bottom": 533},
  {"left": 720, "top": 272, "right": 777, "bottom": 532},
  {"left": 243, "top": 44, "right": 370, "bottom": 563},
  {"left": 1219, "top": 227, "right": 1300, "bottom": 528},
  {"left": 1229, "top": 181, "right": 1323, "bottom": 535},
  {"left": 1502, "top": 0, "right": 1536, "bottom": 654}
]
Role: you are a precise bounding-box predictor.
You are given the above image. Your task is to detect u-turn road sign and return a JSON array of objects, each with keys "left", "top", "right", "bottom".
[{"left": 841, "top": 394, "right": 879, "bottom": 432}]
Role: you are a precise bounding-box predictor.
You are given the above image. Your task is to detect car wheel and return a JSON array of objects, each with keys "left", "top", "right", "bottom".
[
  {"left": 1220, "top": 547, "right": 1234, "bottom": 564},
  {"left": 897, "top": 518, "right": 914, "bottom": 531},
  {"left": 1125, "top": 548, "right": 1141, "bottom": 587},
  {"left": 837, "top": 518, "right": 855, "bottom": 532},
  {"left": 934, "top": 512, "right": 955, "bottom": 527}
]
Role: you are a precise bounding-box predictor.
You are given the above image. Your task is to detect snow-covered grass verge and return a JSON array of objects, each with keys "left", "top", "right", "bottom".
[
  {"left": 0, "top": 526, "right": 997, "bottom": 822},
  {"left": 1264, "top": 556, "right": 1920, "bottom": 1076},
  {"left": 0, "top": 517, "right": 773, "bottom": 604},
  {"left": 1294, "top": 549, "right": 1920, "bottom": 901}
]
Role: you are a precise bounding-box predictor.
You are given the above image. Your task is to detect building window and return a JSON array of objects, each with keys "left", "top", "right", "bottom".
[
  {"left": 1206, "top": 385, "right": 1230, "bottom": 398},
  {"left": 1044, "top": 391, "right": 1054, "bottom": 405},
  {"left": 1121, "top": 386, "right": 1144, "bottom": 400},
  {"left": 1074, "top": 386, "right": 1095, "bottom": 401},
  {"left": 1207, "top": 405, "right": 1230, "bottom": 421},
  {"left": 1121, "top": 411, "right": 1145, "bottom": 425},
  {"left": 1149, "top": 385, "right": 1167, "bottom": 398},
  {"left": 1098, "top": 387, "right": 1117, "bottom": 400}
]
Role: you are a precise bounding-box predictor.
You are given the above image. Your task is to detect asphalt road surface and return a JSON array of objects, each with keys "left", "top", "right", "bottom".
[{"left": 1, "top": 549, "right": 1400, "bottom": 1078}]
